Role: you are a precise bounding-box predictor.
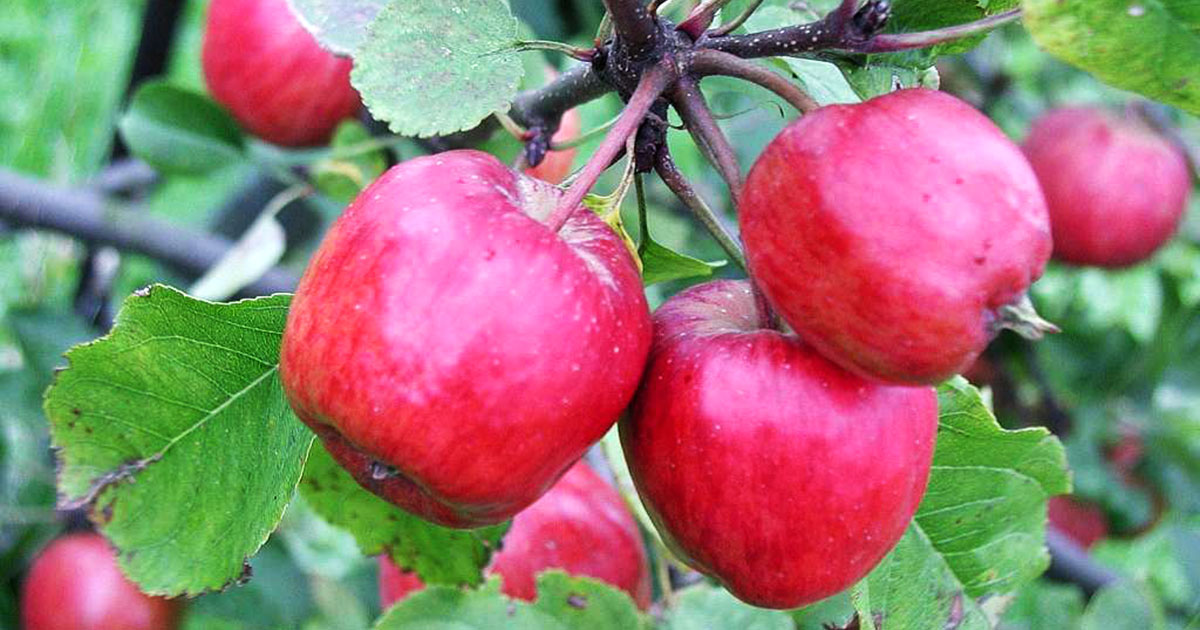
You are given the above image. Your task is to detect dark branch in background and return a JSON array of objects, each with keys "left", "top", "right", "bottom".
[
  {"left": 601, "top": 0, "right": 660, "bottom": 61},
  {"left": 669, "top": 77, "right": 743, "bottom": 201},
  {"left": 90, "top": 159, "right": 157, "bottom": 196},
  {"left": 1045, "top": 528, "right": 1121, "bottom": 597},
  {"left": 509, "top": 63, "right": 611, "bottom": 129},
  {"left": 78, "top": 0, "right": 187, "bottom": 327},
  {"left": 0, "top": 168, "right": 298, "bottom": 296},
  {"left": 699, "top": 0, "right": 890, "bottom": 58},
  {"left": 691, "top": 48, "right": 819, "bottom": 113}
]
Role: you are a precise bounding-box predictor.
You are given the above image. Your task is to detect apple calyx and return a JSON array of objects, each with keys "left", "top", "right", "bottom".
[{"left": 996, "top": 293, "right": 1060, "bottom": 340}]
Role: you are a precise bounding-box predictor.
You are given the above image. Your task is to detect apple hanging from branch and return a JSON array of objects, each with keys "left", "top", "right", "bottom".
[
  {"left": 621, "top": 280, "right": 938, "bottom": 609},
  {"left": 280, "top": 150, "right": 651, "bottom": 528}
]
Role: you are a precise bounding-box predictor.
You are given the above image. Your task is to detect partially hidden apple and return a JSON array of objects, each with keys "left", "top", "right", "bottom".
[
  {"left": 379, "top": 461, "right": 652, "bottom": 610},
  {"left": 525, "top": 69, "right": 582, "bottom": 185},
  {"left": 525, "top": 107, "right": 581, "bottom": 185},
  {"left": 741, "top": 88, "right": 1052, "bottom": 385},
  {"left": 620, "top": 280, "right": 938, "bottom": 609},
  {"left": 202, "top": 0, "right": 360, "bottom": 146},
  {"left": 21, "top": 532, "right": 180, "bottom": 630},
  {"left": 1047, "top": 496, "right": 1108, "bottom": 550},
  {"left": 1023, "top": 106, "right": 1192, "bottom": 268},
  {"left": 281, "top": 150, "right": 652, "bottom": 528}
]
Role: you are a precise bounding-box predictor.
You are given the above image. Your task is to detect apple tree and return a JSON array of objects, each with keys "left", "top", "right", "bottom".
[{"left": 0, "top": 0, "right": 1198, "bottom": 628}]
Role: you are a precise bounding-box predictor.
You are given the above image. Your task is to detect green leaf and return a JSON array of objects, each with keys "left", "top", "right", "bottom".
[
  {"left": 299, "top": 441, "right": 507, "bottom": 587},
  {"left": 1080, "top": 582, "right": 1165, "bottom": 630},
  {"left": 998, "top": 580, "right": 1085, "bottom": 630},
  {"left": 639, "top": 238, "right": 726, "bottom": 286},
  {"left": 313, "top": 120, "right": 389, "bottom": 204},
  {"left": 44, "top": 286, "right": 312, "bottom": 595},
  {"left": 118, "top": 81, "right": 245, "bottom": 175},
  {"left": 287, "top": 0, "right": 387, "bottom": 55},
  {"left": 878, "top": 0, "right": 1020, "bottom": 66},
  {"left": 854, "top": 378, "right": 1070, "bottom": 628},
  {"left": 663, "top": 585, "right": 794, "bottom": 630},
  {"left": 352, "top": 0, "right": 523, "bottom": 137},
  {"left": 1024, "top": 0, "right": 1200, "bottom": 115},
  {"left": 374, "top": 573, "right": 645, "bottom": 629}
]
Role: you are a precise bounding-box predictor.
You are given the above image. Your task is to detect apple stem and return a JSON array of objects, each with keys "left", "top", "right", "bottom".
[
  {"left": 998, "top": 293, "right": 1060, "bottom": 340},
  {"left": 653, "top": 149, "right": 746, "bottom": 271},
  {"left": 708, "top": 0, "right": 766, "bottom": 37},
  {"left": 690, "top": 49, "right": 820, "bottom": 114},
  {"left": 547, "top": 62, "right": 676, "bottom": 232},
  {"left": 669, "top": 77, "right": 744, "bottom": 202},
  {"left": 860, "top": 8, "right": 1021, "bottom": 53}
]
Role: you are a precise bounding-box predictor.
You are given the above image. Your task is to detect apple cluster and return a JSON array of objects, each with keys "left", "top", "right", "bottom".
[{"left": 275, "top": 85, "right": 1066, "bottom": 608}]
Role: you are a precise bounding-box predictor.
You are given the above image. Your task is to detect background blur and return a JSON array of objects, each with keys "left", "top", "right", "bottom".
[{"left": 1, "top": 0, "right": 1198, "bottom": 628}]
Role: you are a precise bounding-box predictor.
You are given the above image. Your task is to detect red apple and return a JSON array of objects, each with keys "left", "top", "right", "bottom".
[
  {"left": 741, "top": 88, "right": 1052, "bottom": 385},
  {"left": 202, "top": 0, "right": 360, "bottom": 146},
  {"left": 1047, "top": 496, "right": 1108, "bottom": 550},
  {"left": 281, "top": 150, "right": 652, "bottom": 528},
  {"left": 1023, "top": 107, "right": 1191, "bottom": 268},
  {"left": 21, "top": 532, "right": 180, "bottom": 630},
  {"left": 620, "top": 280, "right": 938, "bottom": 609},
  {"left": 525, "top": 69, "right": 582, "bottom": 185},
  {"left": 379, "top": 461, "right": 652, "bottom": 610}
]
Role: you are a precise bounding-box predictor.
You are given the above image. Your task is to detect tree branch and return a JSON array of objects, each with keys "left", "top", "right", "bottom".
[
  {"left": 0, "top": 168, "right": 298, "bottom": 296},
  {"left": 691, "top": 49, "right": 819, "bottom": 114},
  {"left": 699, "top": 1, "right": 1015, "bottom": 58},
  {"left": 509, "top": 62, "right": 611, "bottom": 130},
  {"left": 1045, "top": 527, "right": 1121, "bottom": 597},
  {"left": 669, "top": 77, "right": 743, "bottom": 202},
  {"left": 602, "top": 0, "right": 660, "bottom": 60},
  {"left": 548, "top": 61, "right": 675, "bottom": 231}
]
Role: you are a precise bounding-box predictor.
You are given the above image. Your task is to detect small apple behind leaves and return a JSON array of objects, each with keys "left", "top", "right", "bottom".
[
  {"left": 202, "top": 0, "right": 360, "bottom": 146},
  {"left": 379, "top": 462, "right": 652, "bottom": 610},
  {"left": 281, "top": 150, "right": 651, "bottom": 528},
  {"left": 1023, "top": 106, "right": 1192, "bottom": 268},
  {"left": 741, "top": 88, "right": 1053, "bottom": 385},
  {"left": 621, "top": 280, "right": 938, "bottom": 609},
  {"left": 21, "top": 532, "right": 181, "bottom": 630},
  {"left": 525, "top": 68, "right": 583, "bottom": 186}
]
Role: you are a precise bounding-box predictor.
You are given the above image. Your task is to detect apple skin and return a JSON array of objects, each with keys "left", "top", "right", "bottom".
[
  {"left": 379, "top": 462, "right": 652, "bottom": 610},
  {"left": 1023, "top": 107, "right": 1192, "bottom": 268},
  {"left": 21, "top": 532, "right": 180, "bottom": 630},
  {"left": 202, "top": 0, "right": 360, "bottom": 146},
  {"left": 1047, "top": 496, "right": 1108, "bottom": 550},
  {"left": 620, "top": 280, "right": 938, "bottom": 609},
  {"left": 741, "top": 88, "right": 1052, "bottom": 385},
  {"left": 280, "top": 150, "right": 652, "bottom": 528}
]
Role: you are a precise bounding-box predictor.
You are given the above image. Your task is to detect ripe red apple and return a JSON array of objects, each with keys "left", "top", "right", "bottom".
[
  {"left": 21, "top": 532, "right": 180, "bottom": 630},
  {"left": 620, "top": 280, "right": 938, "bottom": 609},
  {"left": 1047, "top": 496, "right": 1108, "bottom": 550},
  {"left": 202, "top": 0, "right": 360, "bottom": 146},
  {"left": 741, "top": 88, "right": 1052, "bottom": 385},
  {"left": 379, "top": 462, "right": 652, "bottom": 610},
  {"left": 1023, "top": 107, "right": 1191, "bottom": 268},
  {"left": 281, "top": 150, "right": 652, "bottom": 528}
]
